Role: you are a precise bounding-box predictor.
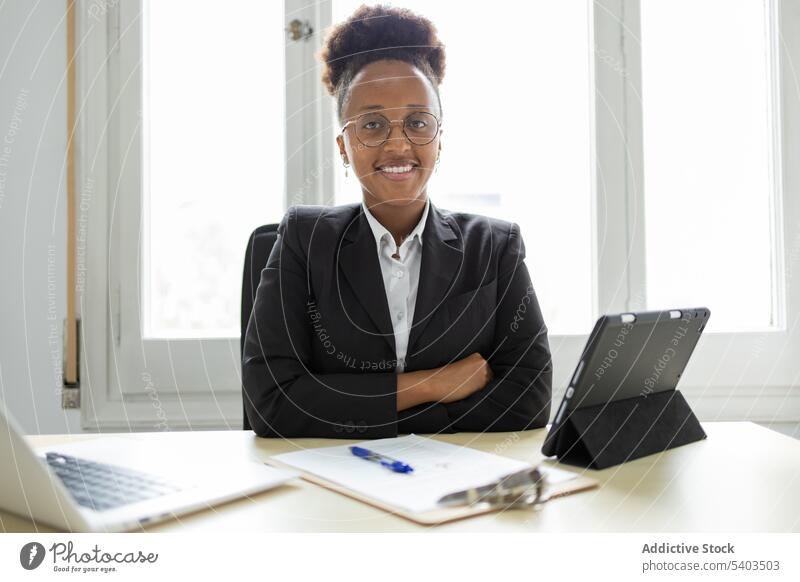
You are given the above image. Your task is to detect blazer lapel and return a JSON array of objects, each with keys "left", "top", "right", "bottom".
[
  {"left": 339, "top": 207, "right": 397, "bottom": 355},
  {"left": 407, "top": 202, "right": 463, "bottom": 357}
]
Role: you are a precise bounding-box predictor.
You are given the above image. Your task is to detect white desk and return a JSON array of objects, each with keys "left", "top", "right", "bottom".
[{"left": 3, "top": 422, "right": 799, "bottom": 532}]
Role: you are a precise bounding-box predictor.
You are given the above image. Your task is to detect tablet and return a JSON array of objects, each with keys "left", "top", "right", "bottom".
[{"left": 541, "top": 307, "right": 710, "bottom": 458}]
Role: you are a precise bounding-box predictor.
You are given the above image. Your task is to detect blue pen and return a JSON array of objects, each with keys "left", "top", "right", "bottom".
[{"left": 349, "top": 446, "right": 414, "bottom": 474}]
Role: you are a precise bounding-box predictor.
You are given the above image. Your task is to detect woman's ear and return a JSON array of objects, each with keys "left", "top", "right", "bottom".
[{"left": 336, "top": 134, "right": 348, "bottom": 163}]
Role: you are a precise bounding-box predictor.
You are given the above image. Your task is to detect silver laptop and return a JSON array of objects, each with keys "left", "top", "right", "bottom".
[{"left": 0, "top": 400, "right": 297, "bottom": 532}]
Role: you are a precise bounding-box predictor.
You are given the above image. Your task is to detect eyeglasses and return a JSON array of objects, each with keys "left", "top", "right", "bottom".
[
  {"left": 341, "top": 111, "right": 441, "bottom": 147},
  {"left": 436, "top": 466, "right": 548, "bottom": 510}
]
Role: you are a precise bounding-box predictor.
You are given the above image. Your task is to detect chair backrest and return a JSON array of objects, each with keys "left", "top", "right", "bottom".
[{"left": 241, "top": 223, "right": 280, "bottom": 431}]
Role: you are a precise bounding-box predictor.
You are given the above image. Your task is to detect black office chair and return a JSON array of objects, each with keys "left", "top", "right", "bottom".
[{"left": 241, "top": 223, "right": 280, "bottom": 431}]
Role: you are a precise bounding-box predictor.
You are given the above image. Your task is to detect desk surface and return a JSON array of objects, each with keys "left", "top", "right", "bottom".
[{"left": 3, "top": 422, "right": 799, "bottom": 532}]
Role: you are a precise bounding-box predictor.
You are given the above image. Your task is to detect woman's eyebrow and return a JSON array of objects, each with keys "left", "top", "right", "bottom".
[{"left": 358, "top": 103, "right": 430, "bottom": 112}]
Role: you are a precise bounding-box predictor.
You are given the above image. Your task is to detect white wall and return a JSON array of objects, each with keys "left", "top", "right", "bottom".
[{"left": 0, "top": 1, "right": 81, "bottom": 434}]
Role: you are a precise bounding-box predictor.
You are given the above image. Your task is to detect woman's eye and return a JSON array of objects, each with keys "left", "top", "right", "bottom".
[
  {"left": 363, "top": 121, "right": 382, "bottom": 130},
  {"left": 408, "top": 120, "right": 426, "bottom": 129}
]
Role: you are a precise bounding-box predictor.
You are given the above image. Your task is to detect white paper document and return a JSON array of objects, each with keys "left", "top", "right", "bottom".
[{"left": 270, "top": 434, "right": 578, "bottom": 513}]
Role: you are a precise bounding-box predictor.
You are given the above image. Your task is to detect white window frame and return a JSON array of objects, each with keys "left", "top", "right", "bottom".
[{"left": 77, "top": 0, "right": 800, "bottom": 430}]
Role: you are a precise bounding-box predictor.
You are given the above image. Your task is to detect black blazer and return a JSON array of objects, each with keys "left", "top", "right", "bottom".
[{"left": 242, "top": 201, "right": 552, "bottom": 438}]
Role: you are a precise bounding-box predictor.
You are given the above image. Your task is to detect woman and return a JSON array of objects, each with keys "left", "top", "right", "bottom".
[{"left": 242, "top": 4, "right": 552, "bottom": 438}]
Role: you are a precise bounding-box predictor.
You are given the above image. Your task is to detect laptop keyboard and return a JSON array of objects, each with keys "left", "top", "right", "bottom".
[{"left": 46, "top": 452, "right": 184, "bottom": 512}]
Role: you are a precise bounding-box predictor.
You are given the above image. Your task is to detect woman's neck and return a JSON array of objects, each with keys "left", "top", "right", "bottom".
[{"left": 364, "top": 195, "right": 428, "bottom": 248}]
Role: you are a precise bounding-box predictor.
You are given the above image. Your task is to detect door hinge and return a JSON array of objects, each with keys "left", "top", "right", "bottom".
[
  {"left": 61, "top": 318, "right": 81, "bottom": 409},
  {"left": 285, "top": 19, "right": 314, "bottom": 42}
]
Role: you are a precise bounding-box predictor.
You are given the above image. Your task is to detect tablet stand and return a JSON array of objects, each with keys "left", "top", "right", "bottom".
[{"left": 547, "top": 389, "right": 706, "bottom": 470}]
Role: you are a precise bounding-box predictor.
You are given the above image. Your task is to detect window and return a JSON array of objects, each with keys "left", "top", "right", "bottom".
[
  {"left": 641, "top": 0, "right": 780, "bottom": 332},
  {"left": 144, "top": 0, "right": 286, "bottom": 338},
  {"left": 77, "top": 0, "right": 800, "bottom": 429}
]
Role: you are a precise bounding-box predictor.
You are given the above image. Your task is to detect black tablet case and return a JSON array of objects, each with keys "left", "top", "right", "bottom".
[
  {"left": 543, "top": 308, "right": 709, "bottom": 470},
  {"left": 546, "top": 389, "right": 706, "bottom": 470}
]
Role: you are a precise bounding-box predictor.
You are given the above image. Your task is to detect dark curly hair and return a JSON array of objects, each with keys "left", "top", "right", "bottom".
[{"left": 317, "top": 4, "right": 446, "bottom": 124}]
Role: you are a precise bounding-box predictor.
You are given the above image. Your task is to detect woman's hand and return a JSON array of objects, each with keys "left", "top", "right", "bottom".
[{"left": 396, "top": 352, "right": 493, "bottom": 411}]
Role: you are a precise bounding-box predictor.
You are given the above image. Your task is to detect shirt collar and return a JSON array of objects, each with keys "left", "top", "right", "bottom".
[{"left": 361, "top": 198, "right": 430, "bottom": 250}]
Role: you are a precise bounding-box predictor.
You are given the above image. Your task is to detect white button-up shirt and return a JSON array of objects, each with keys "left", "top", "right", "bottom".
[{"left": 361, "top": 199, "right": 430, "bottom": 373}]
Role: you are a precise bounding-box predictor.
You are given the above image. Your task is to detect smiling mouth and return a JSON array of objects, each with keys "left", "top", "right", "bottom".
[{"left": 376, "top": 164, "right": 418, "bottom": 181}]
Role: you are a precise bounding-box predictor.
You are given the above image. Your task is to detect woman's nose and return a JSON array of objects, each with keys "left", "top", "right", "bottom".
[{"left": 383, "top": 122, "right": 411, "bottom": 151}]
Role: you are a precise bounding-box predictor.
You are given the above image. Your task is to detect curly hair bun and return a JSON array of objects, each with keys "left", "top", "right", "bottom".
[{"left": 318, "top": 4, "right": 446, "bottom": 97}]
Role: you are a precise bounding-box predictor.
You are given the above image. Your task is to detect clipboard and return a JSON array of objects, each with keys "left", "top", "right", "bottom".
[{"left": 266, "top": 435, "right": 598, "bottom": 525}]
